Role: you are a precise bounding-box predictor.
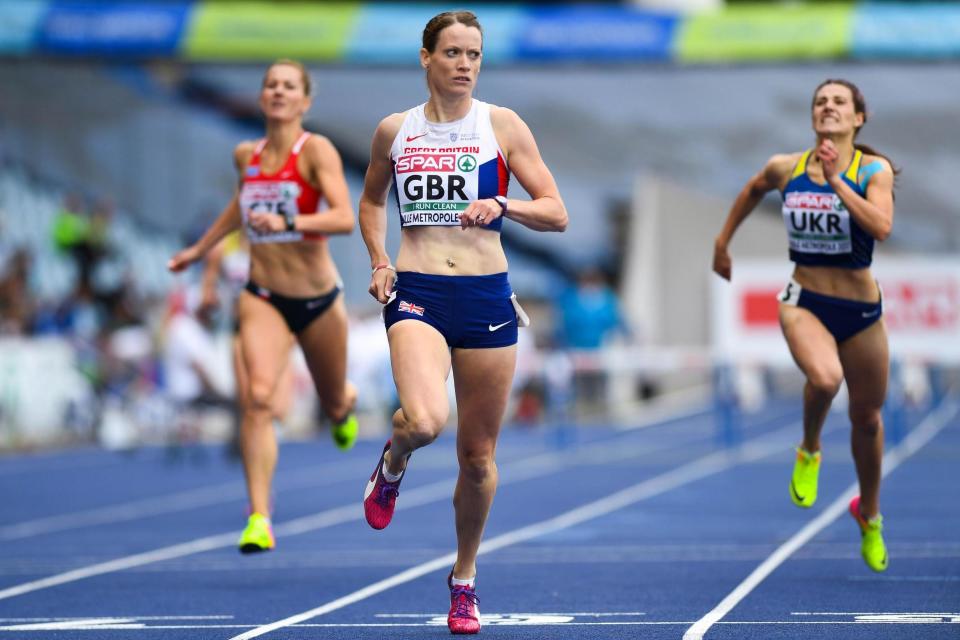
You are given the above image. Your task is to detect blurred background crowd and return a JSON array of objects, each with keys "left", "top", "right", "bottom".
[{"left": 1, "top": 0, "right": 958, "bottom": 453}]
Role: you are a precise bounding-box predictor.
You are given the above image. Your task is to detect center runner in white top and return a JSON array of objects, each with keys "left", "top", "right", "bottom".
[
  {"left": 391, "top": 99, "right": 508, "bottom": 231},
  {"left": 358, "top": 10, "right": 567, "bottom": 636}
]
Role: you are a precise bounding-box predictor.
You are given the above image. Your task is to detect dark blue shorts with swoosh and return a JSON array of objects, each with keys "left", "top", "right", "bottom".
[
  {"left": 780, "top": 279, "right": 883, "bottom": 343},
  {"left": 383, "top": 271, "right": 518, "bottom": 349}
]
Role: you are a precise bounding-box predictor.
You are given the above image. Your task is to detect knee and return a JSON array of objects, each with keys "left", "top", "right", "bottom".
[
  {"left": 400, "top": 408, "right": 446, "bottom": 447},
  {"left": 321, "top": 381, "right": 357, "bottom": 422},
  {"left": 245, "top": 380, "right": 274, "bottom": 415},
  {"left": 807, "top": 367, "right": 843, "bottom": 399},
  {"left": 850, "top": 406, "right": 883, "bottom": 438},
  {"left": 458, "top": 447, "right": 496, "bottom": 484}
]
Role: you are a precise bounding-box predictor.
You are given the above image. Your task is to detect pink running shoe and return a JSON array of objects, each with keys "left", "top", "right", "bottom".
[
  {"left": 447, "top": 572, "right": 481, "bottom": 635},
  {"left": 363, "top": 440, "right": 404, "bottom": 530}
]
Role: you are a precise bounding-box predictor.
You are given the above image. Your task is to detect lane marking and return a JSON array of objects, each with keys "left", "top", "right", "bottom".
[
  {"left": 1, "top": 402, "right": 724, "bottom": 541},
  {"left": 4, "top": 617, "right": 958, "bottom": 632},
  {"left": 0, "top": 448, "right": 463, "bottom": 541},
  {"left": 682, "top": 400, "right": 960, "bottom": 640},
  {"left": 227, "top": 421, "right": 806, "bottom": 639},
  {"left": 0, "top": 407, "right": 744, "bottom": 601}
]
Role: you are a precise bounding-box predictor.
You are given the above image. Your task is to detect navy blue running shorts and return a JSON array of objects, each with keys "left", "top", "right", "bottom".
[
  {"left": 383, "top": 271, "right": 518, "bottom": 349},
  {"left": 778, "top": 278, "right": 882, "bottom": 343}
]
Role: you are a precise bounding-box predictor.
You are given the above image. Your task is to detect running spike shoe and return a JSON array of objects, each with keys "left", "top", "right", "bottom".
[
  {"left": 447, "top": 572, "right": 481, "bottom": 635},
  {"left": 331, "top": 413, "right": 358, "bottom": 451},
  {"left": 849, "top": 495, "right": 888, "bottom": 572},
  {"left": 238, "top": 512, "right": 274, "bottom": 554},
  {"left": 363, "top": 440, "right": 405, "bottom": 530},
  {"left": 789, "top": 447, "right": 821, "bottom": 508}
]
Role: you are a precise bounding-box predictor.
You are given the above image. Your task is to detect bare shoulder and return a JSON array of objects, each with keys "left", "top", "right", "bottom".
[
  {"left": 862, "top": 153, "right": 893, "bottom": 174},
  {"left": 489, "top": 104, "right": 524, "bottom": 134},
  {"left": 233, "top": 140, "right": 258, "bottom": 171},
  {"left": 376, "top": 111, "right": 408, "bottom": 141},
  {"left": 301, "top": 133, "right": 341, "bottom": 162},
  {"left": 768, "top": 152, "right": 803, "bottom": 174}
]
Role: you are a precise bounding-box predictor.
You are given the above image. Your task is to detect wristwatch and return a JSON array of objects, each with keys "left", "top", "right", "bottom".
[{"left": 494, "top": 195, "right": 508, "bottom": 215}]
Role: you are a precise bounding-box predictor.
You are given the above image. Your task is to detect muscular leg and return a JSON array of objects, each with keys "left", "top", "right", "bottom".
[
  {"left": 297, "top": 295, "right": 356, "bottom": 423},
  {"left": 384, "top": 320, "right": 451, "bottom": 475},
  {"left": 234, "top": 334, "right": 294, "bottom": 421},
  {"left": 237, "top": 292, "right": 293, "bottom": 515},
  {"left": 450, "top": 344, "right": 517, "bottom": 580},
  {"left": 840, "top": 320, "right": 889, "bottom": 519},
  {"left": 780, "top": 304, "right": 844, "bottom": 452}
]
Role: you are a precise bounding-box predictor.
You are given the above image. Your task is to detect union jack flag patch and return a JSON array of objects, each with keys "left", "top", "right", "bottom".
[{"left": 398, "top": 300, "right": 425, "bottom": 316}]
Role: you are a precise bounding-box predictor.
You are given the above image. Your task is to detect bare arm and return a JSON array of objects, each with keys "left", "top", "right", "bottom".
[
  {"left": 819, "top": 141, "right": 894, "bottom": 241},
  {"left": 463, "top": 107, "right": 566, "bottom": 232},
  {"left": 168, "top": 144, "right": 250, "bottom": 273},
  {"left": 199, "top": 239, "right": 225, "bottom": 310},
  {"left": 359, "top": 114, "right": 404, "bottom": 303},
  {"left": 713, "top": 153, "right": 796, "bottom": 281}
]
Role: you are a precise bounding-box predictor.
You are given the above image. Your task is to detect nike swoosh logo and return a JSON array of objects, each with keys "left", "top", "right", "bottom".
[
  {"left": 405, "top": 133, "right": 428, "bottom": 142},
  {"left": 862, "top": 310, "right": 880, "bottom": 318},
  {"left": 790, "top": 481, "right": 805, "bottom": 503},
  {"left": 488, "top": 320, "right": 512, "bottom": 332}
]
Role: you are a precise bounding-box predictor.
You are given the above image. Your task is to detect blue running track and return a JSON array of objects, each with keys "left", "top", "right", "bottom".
[{"left": 0, "top": 397, "right": 957, "bottom": 639}]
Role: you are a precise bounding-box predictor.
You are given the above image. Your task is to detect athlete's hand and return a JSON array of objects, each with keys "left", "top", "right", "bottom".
[
  {"left": 460, "top": 199, "right": 501, "bottom": 229},
  {"left": 712, "top": 240, "right": 732, "bottom": 281},
  {"left": 369, "top": 266, "right": 396, "bottom": 304},
  {"left": 248, "top": 212, "right": 285, "bottom": 234},
  {"left": 817, "top": 139, "right": 840, "bottom": 183},
  {"left": 199, "top": 285, "right": 220, "bottom": 313},
  {"left": 167, "top": 246, "right": 202, "bottom": 273}
]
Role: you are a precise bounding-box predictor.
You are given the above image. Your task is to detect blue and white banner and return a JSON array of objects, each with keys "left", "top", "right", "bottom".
[
  {"left": 515, "top": 7, "right": 677, "bottom": 62},
  {"left": 853, "top": 5, "right": 960, "bottom": 58},
  {"left": 36, "top": 1, "right": 190, "bottom": 56}
]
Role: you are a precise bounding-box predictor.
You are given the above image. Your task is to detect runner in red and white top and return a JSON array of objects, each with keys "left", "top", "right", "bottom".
[{"left": 169, "top": 59, "right": 359, "bottom": 554}]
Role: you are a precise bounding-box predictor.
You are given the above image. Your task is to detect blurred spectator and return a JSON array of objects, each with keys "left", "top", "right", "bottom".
[
  {"left": 555, "top": 267, "right": 627, "bottom": 417},
  {"left": 0, "top": 247, "right": 36, "bottom": 334},
  {"left": 162, "top": 287, "right": 235, "bottom": 445},
  {"left": 556, "top": 267, "right": 625, "bottom": 349},
  {"left": 51, "top": 191, "right": 110, "bottom": 290}
]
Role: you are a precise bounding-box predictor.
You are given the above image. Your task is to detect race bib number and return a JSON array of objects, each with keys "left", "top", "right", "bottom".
[
  {"left": 240, "top": 181, "right": 303, "bottom": 243},
  {"left": 783, "top": 192, "right": 852, "bottom": 255}
]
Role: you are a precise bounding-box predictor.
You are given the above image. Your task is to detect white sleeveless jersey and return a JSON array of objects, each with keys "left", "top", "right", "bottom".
[{"left": 390, "top": 99, "right": 509, "bottom": 231}]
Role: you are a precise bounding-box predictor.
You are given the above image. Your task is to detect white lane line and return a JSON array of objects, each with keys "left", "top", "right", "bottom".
[
  {"left": 227, "top": 422, "right": 803, "bottom": 640},
  {"left": 0, "top": 406, "right": 731, "bottom": 601},
  {"left": 4, "top": 619, "right": 960, "bottom": 632},
  {"left": 683, "top": 400, "right": 960, "bottom": 640},
  {"left": 1, "top": 410, "right": 696, "bottom": 542},
  {"left": 0, "top": 448, "right": 469, "bottom": 541}
]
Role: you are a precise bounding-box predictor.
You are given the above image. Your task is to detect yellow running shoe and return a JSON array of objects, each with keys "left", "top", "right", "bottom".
[
  {"left": 849, "top": 496, "right": 888, "bottom": 572},
  {"left": 238, "top": 512, "right": 275, "bottom": 554},
  {"left": 789, "top": 447, "right": 821, "bottom": 508},
  {"left": 332, "top": 413, "right": 358, "bottom": 451}
]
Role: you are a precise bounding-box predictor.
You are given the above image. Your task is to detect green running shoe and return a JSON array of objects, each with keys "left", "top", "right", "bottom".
[
  {"left": 789, "top": 447, "right": 821, "bottom": 508},
  {"left": 332, "top": 413, "right": 358, "bottom": 451},
  {"left": 238, "top": 512, "right": 275, "bottom": 554},
  {"left": 849, "top": 496, "right": 888, "bottom": 572}
]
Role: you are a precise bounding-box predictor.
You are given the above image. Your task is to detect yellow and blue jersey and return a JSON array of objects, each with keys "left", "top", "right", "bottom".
[{"left": 780, "top": 149, "right": 885, "bottom": 269}]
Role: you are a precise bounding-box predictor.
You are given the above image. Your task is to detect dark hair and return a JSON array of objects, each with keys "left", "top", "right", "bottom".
[
  {"left": 422, "top": 11, "right": 483, "bottom": 53},
  {"left": 264, "top": 59, "right": 311, "bottom": 97},
  {"left": 812, "top": 78, "right": 899, "bottom": 177}
]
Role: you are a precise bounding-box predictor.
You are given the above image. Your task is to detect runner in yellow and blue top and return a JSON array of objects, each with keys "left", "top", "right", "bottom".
[
  {"left": 358, "top": 10, "right": 567, "bottom": 635},
  {"left": 713, "top": 79, "right": 897, "bottom": 573}
]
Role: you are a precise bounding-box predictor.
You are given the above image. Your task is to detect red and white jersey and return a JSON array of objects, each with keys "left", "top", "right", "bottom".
[
  {"left": 239, "top": 132, "right": 324, "bottom": 244},
  {"left": 390, "top": 99, "right": 509, "bottom": 231}
]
